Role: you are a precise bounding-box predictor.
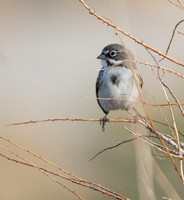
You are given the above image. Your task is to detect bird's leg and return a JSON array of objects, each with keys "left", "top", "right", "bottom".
[{"left": 100, "top": 114, "right": 109, "bottom": 132}]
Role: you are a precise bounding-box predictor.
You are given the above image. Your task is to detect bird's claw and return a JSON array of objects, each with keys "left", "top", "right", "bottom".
[{"left": 100, "top": 117, "right": 109, "bottom": 132}]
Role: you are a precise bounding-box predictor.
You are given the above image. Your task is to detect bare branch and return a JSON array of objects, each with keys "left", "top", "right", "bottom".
[
  {"left": 78, "top": 0, "right": 184, "bottom": 67},
  {"left": 6, "top": 118, "right": 134, "bottom": 126}
]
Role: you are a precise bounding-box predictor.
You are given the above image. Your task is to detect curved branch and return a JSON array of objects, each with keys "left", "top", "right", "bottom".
[{"left": 159, "top": 20, "right": 184, "bottom": 62}]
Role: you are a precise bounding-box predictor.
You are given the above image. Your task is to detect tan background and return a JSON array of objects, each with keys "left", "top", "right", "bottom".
[{"left": 0, "top": 0, "right": 184, "bottom": 199}]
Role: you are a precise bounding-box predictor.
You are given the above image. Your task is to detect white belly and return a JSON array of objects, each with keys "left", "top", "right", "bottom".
[{"left": 97, "top": 67, "right": 139, "bottom": 114}]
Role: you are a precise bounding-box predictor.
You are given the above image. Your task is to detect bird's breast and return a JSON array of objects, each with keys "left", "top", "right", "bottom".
[
  {"left": 97, "top": 67, "right": 135, "bottom": 112},
  {"left": 101, "top": 67, "right": 133, "bottom": 94}
]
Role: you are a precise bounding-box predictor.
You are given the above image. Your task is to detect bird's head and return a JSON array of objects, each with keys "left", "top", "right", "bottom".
[{"left": 97, "top": 44, "right": 128, "bottom": 67}]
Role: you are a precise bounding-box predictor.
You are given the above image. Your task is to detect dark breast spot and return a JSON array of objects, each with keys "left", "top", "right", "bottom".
[{"left": 111, "top": 75, "right": 119, "bottom": 86}]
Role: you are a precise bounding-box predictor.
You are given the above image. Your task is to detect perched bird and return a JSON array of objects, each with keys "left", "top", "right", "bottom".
[{"left": 96, "top": 43, "right": 143, "bottom": 131}]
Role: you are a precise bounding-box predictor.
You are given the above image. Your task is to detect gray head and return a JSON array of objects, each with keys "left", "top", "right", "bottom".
[{"left": 97, "top": 43, "right": 135, "bottom": 67}]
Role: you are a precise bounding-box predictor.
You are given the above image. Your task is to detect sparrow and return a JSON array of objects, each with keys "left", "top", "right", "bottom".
[{"left": 96, "top": 43, "right": 143, "bottom": 131}]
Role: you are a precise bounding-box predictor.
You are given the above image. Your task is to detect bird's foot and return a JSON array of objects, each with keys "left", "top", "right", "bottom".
[{"left": 100, "top": 117, "right": 109, "bottom": 132}]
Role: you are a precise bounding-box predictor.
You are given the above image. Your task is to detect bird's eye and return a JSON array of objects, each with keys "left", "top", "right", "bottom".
[{"left": 110, "top": 50, "right": 117, "bottom": 57}]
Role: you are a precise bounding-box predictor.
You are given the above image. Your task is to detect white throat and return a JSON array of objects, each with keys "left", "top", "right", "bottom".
[{"left": 101, "top": 59, "right": 123, "bottom": 69}]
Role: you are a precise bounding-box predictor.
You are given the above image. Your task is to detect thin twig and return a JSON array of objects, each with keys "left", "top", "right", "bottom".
[
  {"left": 7, "top": 118, "right": 134, "bottom": 126},
  {"left": 89, "top": 138, "right": 136, "bottom": 161},
  {"left": 159, "top": 20, "right": 184, "bottom": 62},
  {"left": 178, "top": 31, "right": 184, "bottom": 36}
]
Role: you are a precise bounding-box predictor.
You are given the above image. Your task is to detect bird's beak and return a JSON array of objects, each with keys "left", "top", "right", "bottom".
[{"left": 97, "top": 54, "right": 106, "bottom": 59}]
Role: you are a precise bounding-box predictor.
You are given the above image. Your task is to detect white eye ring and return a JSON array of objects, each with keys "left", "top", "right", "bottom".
[{"left": 110, "top": 50, "right": 117, "bottom": 57}]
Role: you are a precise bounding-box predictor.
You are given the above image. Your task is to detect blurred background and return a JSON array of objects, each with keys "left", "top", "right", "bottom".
[{"left": 0, "top": 0, "right": 184, "bottom": 199}]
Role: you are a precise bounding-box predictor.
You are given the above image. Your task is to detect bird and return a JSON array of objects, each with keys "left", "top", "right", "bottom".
[{"left": 96, "top": 43, "right": 143, "bottom": 131}]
